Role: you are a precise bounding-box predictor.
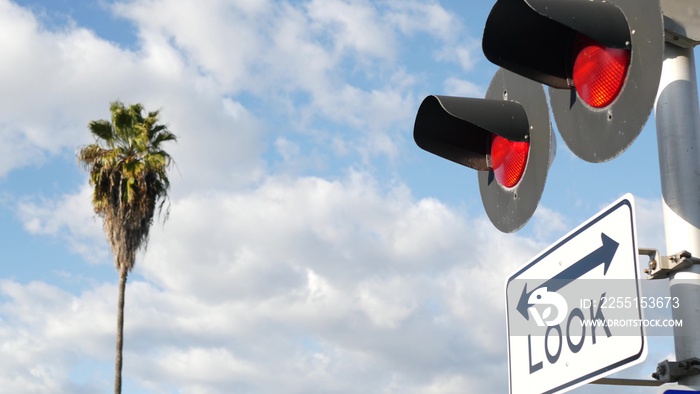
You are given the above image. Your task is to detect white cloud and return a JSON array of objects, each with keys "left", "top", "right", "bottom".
[
  {"left": 404, "top": 373, "right": 489, "bottom": 394},
  {"left": 0, "top": 280, "right": 115, "bottom": 393},
  {"left": 443, "top": 77, "right": 484, "bottom": 98},
  {"left": 531, "top": 205, "right": 570, "bottom": 242},
  {"left": 0, "top": 1, "right": 524, "bottom": 393},
  {"left": 0, "top": 0, "right": 132, "bottom": 175},
  {"left": 436, "top": 41, "right": 480, "bottom": 72},
  {"left": 110, "top": 0, "right": 476, "bottom": 164},
  {"left": 0, "top": 0, "right": 266, "bottom": 189},
  {"left": 0, "top": 0, "right": 484, "bottom": 181},
  {"left": 385, "top": 0, "right": 458, "bottom": 38},
  {"left": 306, "top": 0, "right": 396, "bottom": 60},
  {"left": 11, "top": 177, "right": 669, "bottom": 394},
  {"left": 4, "top": 171, "right": 549, "bottom": 393},
  {"left": 16, "top": 184, "right": 108, "bottom": 264},
  {"left": 358, "top": 276, "right": 419, "bottom": 329},
  {"left": 382, "top": 0, "right": 480, "bottom": 72}
]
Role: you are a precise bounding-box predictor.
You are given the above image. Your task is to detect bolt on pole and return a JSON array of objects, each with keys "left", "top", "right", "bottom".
[{"left": 654, "top": 42, "right": 700, "bottom": 387}]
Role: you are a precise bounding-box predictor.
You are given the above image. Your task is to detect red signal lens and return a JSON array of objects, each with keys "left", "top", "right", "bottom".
[
  {"left": 572, "top": 34, "right": 630, "bottom": 108},
  {"left": 490, "top": 135, "right": 529, "bottom": 188}
]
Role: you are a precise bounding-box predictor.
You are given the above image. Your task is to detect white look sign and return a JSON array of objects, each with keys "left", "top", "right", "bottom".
[{"left": 505, "top": 194, "right": 647, "bottom": 394}]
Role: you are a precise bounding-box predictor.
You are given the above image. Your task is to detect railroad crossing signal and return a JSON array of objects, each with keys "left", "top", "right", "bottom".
[
  {"left": 414, "top": 69, "right": 553, "bottom": 233},
  {"left": 414, "top": 0, "right": 664, "bottom": 232},
  {"left": 483, "top": 0, "right": 663, "bottom": 163}
]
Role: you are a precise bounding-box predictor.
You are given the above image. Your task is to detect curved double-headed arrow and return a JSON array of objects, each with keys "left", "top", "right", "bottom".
[{"left": 517, "top": 233, "right": 619, "bottom": 320}]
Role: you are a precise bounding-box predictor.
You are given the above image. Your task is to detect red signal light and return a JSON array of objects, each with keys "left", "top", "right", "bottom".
[
  {"left": 491, "top": 134, "right": 529, "bottom": 188},
  {"left": 572, "top": 34, "right": 631, "bottom": 108}
]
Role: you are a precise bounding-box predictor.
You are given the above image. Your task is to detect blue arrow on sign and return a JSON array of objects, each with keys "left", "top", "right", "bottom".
[{"left": 516, "top": 233, "right": 619, "bottom": 320}]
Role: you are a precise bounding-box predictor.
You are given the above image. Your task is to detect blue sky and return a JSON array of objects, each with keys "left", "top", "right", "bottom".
[{"left": 0, "top": 0, "right": 686, "bottom": 393}]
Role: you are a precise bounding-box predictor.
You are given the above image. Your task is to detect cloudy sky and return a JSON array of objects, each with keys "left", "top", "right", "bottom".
[{"left": 0, "top": 0, "right": 689, "bottom": 393}]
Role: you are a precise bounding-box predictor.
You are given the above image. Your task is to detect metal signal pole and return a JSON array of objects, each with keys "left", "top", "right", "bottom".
[{"left": 654, "top": 42, "right": 700, "bottom": 387}]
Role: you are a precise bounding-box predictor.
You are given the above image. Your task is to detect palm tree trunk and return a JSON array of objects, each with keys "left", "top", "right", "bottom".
[{"left": 115, "top": 265, "right": 128, "bottom": 394}]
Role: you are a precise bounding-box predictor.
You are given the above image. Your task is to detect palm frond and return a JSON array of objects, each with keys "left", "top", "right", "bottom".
[
  {"left": 151, "top": 129, "right": 177, "bottom": 149},
  {"left": 88, "top": 120, "right": 115, "bottom": 146},
  {"left": 78, "top": 100, "right": 177, "bottom": 273},
  {"left": 77, "top": 144, "right": 106, "bottom": 168}
]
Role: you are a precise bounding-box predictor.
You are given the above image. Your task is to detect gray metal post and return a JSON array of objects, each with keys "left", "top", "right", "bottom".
[{"left": 654, "top": 42, "right": 700, "bottom": 387}]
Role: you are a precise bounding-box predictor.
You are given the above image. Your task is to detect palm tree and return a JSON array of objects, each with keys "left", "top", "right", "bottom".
[{"left": 77, "top": 101, "right": 177, "bottom": 394}]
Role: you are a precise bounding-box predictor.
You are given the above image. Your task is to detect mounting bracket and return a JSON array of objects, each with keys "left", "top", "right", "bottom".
[{"left": 639, "top": 249, "right": 700, "bottom": 280}]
